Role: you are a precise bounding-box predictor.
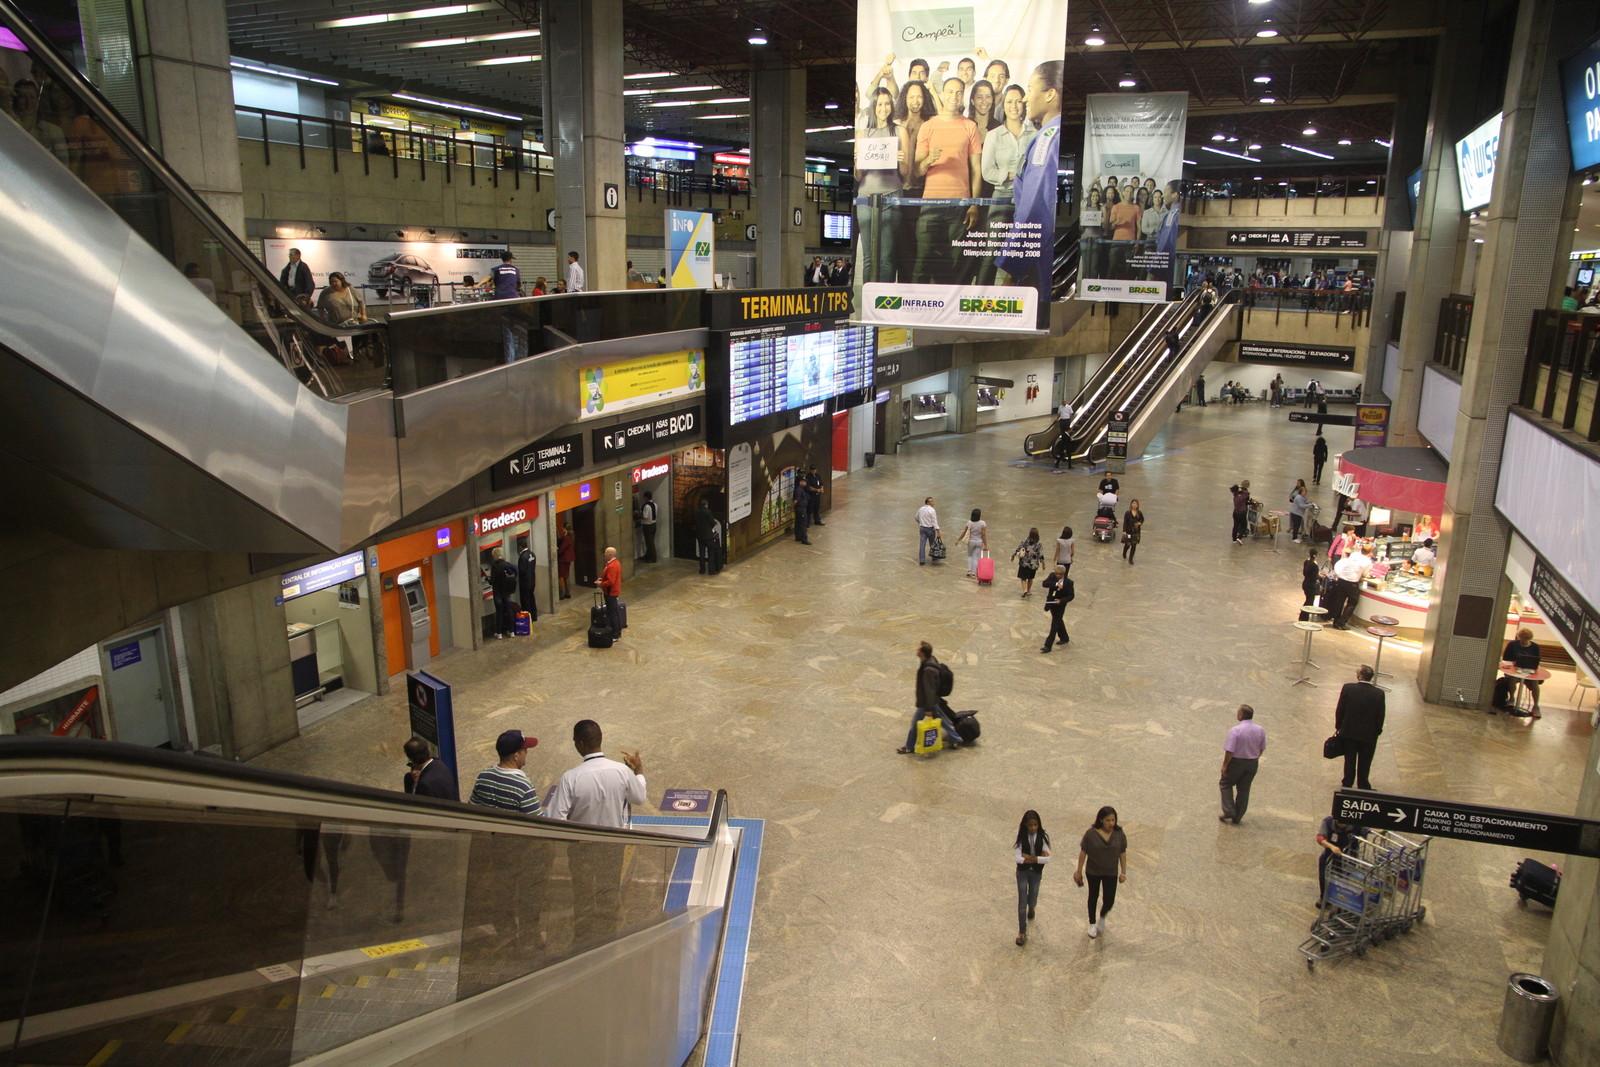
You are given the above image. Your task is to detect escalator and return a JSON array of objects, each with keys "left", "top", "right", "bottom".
[
  {"left": 1023, "top": 289, "right": 1239, "bottom": 466},
  {"left": 0, "top": 739, "right": 739, "bottom": 1066},
  {"left": 0, "top": 0, "right": 706, "bottom": 557},
  {"left": 1050, "top": 222, "right": 1081, "bottom": 299}
]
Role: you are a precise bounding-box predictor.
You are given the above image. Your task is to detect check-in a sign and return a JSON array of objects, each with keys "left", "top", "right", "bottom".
[{"left": 1333, "top": 790, "right": 1600, "bottom": 858}]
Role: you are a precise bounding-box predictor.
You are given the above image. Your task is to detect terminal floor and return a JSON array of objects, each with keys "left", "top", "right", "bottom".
[{"left": 253, "top": 401, "right": 1595, "bottom": 1066}]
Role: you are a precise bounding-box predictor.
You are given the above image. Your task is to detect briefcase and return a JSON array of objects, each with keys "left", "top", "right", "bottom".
[{"left": 1322, "top": 735, "right": 1347, "bottom": 759}]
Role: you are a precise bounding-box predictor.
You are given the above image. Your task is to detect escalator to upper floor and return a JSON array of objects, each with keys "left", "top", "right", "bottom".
[
  {"left": 1023, "top": 288, "right": 1239, "bottom": 465},
  {"left": 0, "top": 738, "right": 740, "bottom": 1067},
  {"left": 0, "top": 0, "right": 705, "bottom": 558}
]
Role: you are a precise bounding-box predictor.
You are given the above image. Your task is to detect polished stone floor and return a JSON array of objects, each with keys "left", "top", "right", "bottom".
[{"left": 253, "top": 400, "right": 1595, "bottom": 1066}]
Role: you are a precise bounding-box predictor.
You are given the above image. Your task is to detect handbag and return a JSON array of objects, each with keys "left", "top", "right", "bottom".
[
  {"left": 1322, "top": 734, "right": 1347, "bottom": 760},
  {"left": 930, "top": 537, "right": 947, "bottom": 561}
]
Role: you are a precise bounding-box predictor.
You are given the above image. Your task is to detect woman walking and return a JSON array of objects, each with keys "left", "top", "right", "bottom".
[
  {"left": 1012, "top": 527, "right": 1044, "bottom": 597},
  {"left": 1073, "top": 806, "right": 1127, "bottom": 938},
  {"left": 1299, "top": 549, "right": 1324, "bottom": 621},
  {"left": 955, "top": 508, "right": 988, "bottom": 578},
  {"left": 1052, "top": 525, "right": 1075, "bottom": 577},
  {"left": 1013, "top": 810, "right": 1051, "bottom": 946},
  {"left": 1040, "top": 564, "right": 1071, "bottom": 652},
  {"left": 1121, "top": 500, "right": 1145, "bottom": 564},
  {"left": 1288, "top": 480, "right": 1310, "bottom": 543}
]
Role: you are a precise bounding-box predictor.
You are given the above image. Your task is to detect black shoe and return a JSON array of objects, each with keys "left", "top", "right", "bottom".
[
  {"left": 800, "top": 540, "right": 812, "bottom": 545},
  {"left": 1040, "top": 646, "right": 1051, "bottom": 653},
  {"left": 814, "top": 522, "right": 826, "bottom": 526}
]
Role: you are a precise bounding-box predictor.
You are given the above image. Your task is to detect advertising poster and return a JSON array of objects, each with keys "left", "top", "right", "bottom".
[
  {"left": 665, "top": 209, "right": 716, "bottom": 288},
  {"left": 1079, "top": 92, "right": 1188, "bottom": 304},
  {"left": 263, "top": 239, "right": 507, "bottom": 301},
  {"left": 580, "top": 350, "right": 705, "bottom": 418},
  {"left": 1353, "top": 403, "right": 1391, "bottom": 448},
  {"left": 853, "top": 0, "right": 1070, "bottom": 333}
]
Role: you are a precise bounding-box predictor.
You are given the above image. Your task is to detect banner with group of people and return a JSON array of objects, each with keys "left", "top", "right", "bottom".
[
  {"left": 852, "top": 0, "right": 1070, "bottom": 333},
  {"left": 1078, "top": 92, "right": 1188, "bottom": 304}
]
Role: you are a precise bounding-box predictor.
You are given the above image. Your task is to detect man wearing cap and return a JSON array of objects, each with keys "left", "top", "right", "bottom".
[
  {"left": 468, "top": 730, "right": 542, "bottom": 815},
  {"left": 548, "top": 719, "right": 646, "bottom": 942},
  {"left": 402, "top": 735, "right": 459, "bottom": 801}
]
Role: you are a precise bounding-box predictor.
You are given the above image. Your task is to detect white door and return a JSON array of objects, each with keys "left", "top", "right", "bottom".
[{"left": 102, "top": 628, "right": 175, "bottom": 748}]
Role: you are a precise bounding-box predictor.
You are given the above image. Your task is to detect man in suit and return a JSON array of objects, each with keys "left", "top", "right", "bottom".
[
  {"left": 1334, "top": 665, "right": 1385, "bottom": 790},
  {"left": 402, "top": 736, "right": 459, "bottom": 801},
  {"left": 517, "top": 544, "right": 538, "bottom": 621},
  {"left": 280, "top": 247, "right": 314, "bottom": 299}
]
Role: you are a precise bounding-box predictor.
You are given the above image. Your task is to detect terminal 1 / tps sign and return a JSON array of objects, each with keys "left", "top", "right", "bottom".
[{"left": 1333, "top": 790, "right": 1600, "bottom": 858}]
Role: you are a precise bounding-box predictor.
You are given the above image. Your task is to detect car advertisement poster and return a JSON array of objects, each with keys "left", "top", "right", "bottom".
[
  {"left": 665, "top": 209, "right": 716, "bottom": 288},
  {"left": 853, "top": 0, "right": 1071, "bottom": 333},
  {"left": 262, "top": 239, "right": 508, "bottom": 303},
  {"left": 1079, "top": 92, "right": 1188, "bottom": 304}
]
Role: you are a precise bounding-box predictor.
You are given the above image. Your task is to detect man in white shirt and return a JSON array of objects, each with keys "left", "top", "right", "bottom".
[
  {"left": 1409, "top": 538, "right": 1436, "bottom": 569},
  {"left": 916, "top": 497, "right": 941, "bottom": 565},
  {"left": 548, "top": 719, "right": 646, "bottom": 943},
  {"left": 565, "top": 250, "right": 586, "bottom": 293},
  {"left": 1329, "top": 543, "right": 1374, "bottom": 629}
]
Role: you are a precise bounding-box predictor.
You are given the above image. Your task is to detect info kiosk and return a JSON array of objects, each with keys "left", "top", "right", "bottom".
[{"left": 397, "top": 568, "right": 432, "bottom": 670}]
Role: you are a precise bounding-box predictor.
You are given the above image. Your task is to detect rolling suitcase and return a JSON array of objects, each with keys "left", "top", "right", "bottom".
[
  {"left": 952, "top": 710, "right": 981, "bottom": 744},
  {"left": 975, "top": 550, "right": 995, "bottom": 585},
  {"left": 590, "top": 592, "right": 611, "bottom": 629},
  {"left": 587, "top": 625, "right": 614, "bottom": 649},
  {"left": 1509, "top": 859, "right": 1560, "bottom": 908}
]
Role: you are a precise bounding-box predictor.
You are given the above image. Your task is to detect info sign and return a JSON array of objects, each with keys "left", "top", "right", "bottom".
[
  {"left": 1333, "top": 790, "right": 1600, "bottom": 858},
  {"left": 277, "top": 551, "right": 366, "bottom": 606}
]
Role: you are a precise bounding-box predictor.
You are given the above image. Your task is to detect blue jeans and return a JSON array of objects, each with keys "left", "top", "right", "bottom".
[
  {"left": 919, "top": 525, "right": 938, "bottom": 563},
  {"left": 1016, "top": 865, "right": 1042, "bottom": 935},
  {"left": 904, "top": 705, "right": 960, "bottom": 749}
]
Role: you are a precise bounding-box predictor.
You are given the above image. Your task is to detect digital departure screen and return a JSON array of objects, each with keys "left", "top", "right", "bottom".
[
  {"left": 728, "top": 322, "right": 875, "bottom": 425},
  {"left": 820, "top": 210, "right": 853, "bottom": 246}
]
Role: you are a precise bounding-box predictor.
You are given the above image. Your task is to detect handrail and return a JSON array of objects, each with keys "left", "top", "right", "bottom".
[{"left": 0, "top": 737, "right": 725, "bottom": 848}]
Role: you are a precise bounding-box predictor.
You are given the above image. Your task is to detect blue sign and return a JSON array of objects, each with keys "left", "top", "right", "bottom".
[
  {"left": 1560, "top": 35, "right": 1600, "bottom": 173},
  {"left": 108, "top": 641, "right": 142, "bottom": 670},
  {"left": 276, "top": 551, "right": 366, "bottom": 605},
  {"left": 406, "top": 671, "right": 458, "bottom": 789},
  {"left": 661, "top": 788, "right": 713, "bottom": 812}
]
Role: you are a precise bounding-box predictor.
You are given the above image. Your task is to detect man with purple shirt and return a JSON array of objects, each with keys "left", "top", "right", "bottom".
[{"left": 1218, "top": 704, "right": 1266, "bottom": 824}]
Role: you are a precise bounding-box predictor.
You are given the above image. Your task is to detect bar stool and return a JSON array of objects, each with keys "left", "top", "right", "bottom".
[
  {"left": 1367, "top": 615, "right": 1399, "bottom": 680},
  {"left": 1288, "top": 621, "right": 1324, "bottom": 687},
  {"left": 1365, "top": 626, "right": 1398, "bottom": 691}
]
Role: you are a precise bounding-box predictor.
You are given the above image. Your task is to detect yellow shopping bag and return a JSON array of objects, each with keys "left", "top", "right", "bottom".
[{"left": 912, "top": 716, "right": 944, "bottom": 755}]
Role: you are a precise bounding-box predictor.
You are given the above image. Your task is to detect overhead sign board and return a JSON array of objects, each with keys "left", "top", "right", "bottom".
[
  {"left": 1225, "top": 230, "right": 1370, "bottom": 249},
  {"left": 1558, "top": 34, "right": 1600, "bottom": 173},
  {"left": 1288, "top": 411, "right": 1357, "bottom": 427},
  {"left": 708, "top": 288, "right": 853, "bottom": 331},
  {"left": 591, "top": 402, "right": 703, "bottom": 461},
  {"left": 1455, "top": 111, "right": 1503, "bottom": 211},
  {"left": 1239, "top": 341, "right": 1356, "bottom": 369},
  {"left": 1527, "top": 557, "right": 1600, "bottom": 677},
  {"left": 1333, "top": 790, "right": 1600, "bottom": 858},
  {"left": 277, "top": 551, "right": 366, "bottom": 606},
  {"left": 491, "top": 432, "right": 584, "bottom": 490}
]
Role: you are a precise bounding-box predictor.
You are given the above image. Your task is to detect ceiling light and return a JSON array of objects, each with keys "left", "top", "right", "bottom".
[
  {"left": 805, "top": 124, "right": 851, "bottom": 133},
  {"left": 318, "top": 4, "right": 490, "bottom": 30},
  {"left": 1256, "top": 20, "right": 1279, "bottom": 37},
  {"left": 1085, "top": 25, "right": 1106, "bottom": 47},
  {"left": 1201, "top": 145, "right": 1261, "bottom": 162},
  {"left": 1253, "top": 73, "right": 1273, "bottom": 84},
  {"left": 469, "top": 55, "right": 539, "bottom": 66},
  {"left": 1226, "top": 136, "right": 1238, "bottom": 143},
  {"left": 1118, "top": 72, "right": 1137, "bottom": 88},
  {"left": 1281, "top": 142, "right": 1335, "bottom": 160},
  {"left": 806, "top": 156, "right": 833, "bottom": 162},
  {"left": 624, "top": 72, "right": 675, "bottom": 80},
  {"left": 393, "top": 92, "right": 522, "bottom": 122},
  {"left": 1259, "top": 96, "right": 1277, "bottom": 104},
  {"left": 748, "top": 29, "right": 768, "bottom": 45},
  {"left": 1302, "top": 126, "right": 1318, "bottom": 136},
  {"left": 702, "top": 114, "right": 748, "bottom": 120},
  {"left": 229, "top": 62, "right": 339, "bottom": 87},
  {"left": 1337, "top": 138, "right": 1352, "bottom": 146},
  {"left": 404, "top": 28, "right": 539, "bottom": 48},
  {"left": 1248, "top": 143, "right": 1263, "bottom": 151},
  {"left": 1211, "top": 133, "right": 1226, "bottom": 142},
  {"left": 824, "top": 100, "right": 839, "bottom": 110},
  {"left": 1181, "top": 158, "right": 1197, "bottom": 165},
  {"left": 1374, "top": 138, "right": 1392, "bottom": 148},
  {"left": 1249, "top": 0, "right": 1272, "bottom": 4}
]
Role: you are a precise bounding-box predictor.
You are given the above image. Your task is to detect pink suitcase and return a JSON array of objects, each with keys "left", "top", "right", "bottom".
[{"left": 976, "top": 551, "right": 995, "bottom": 585}]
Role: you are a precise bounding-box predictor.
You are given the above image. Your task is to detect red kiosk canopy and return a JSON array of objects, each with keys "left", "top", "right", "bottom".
[{"left": 1337, "top": 447, "right": 1448, "bottom": 515}]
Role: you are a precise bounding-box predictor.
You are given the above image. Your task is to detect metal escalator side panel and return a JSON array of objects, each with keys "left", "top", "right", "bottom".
[{"left": 0, "top": 116, "right": 356, "bottom": 551}]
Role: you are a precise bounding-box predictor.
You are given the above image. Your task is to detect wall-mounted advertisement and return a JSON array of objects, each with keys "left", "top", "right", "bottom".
[
  {"left": 665, "top": 209, "right": 715, "bottom": 288},
  {"left": 580, "top": 350, "right": 705, "bottom": 418},
  {"left": 262, "top": 239, "right": 507, "bottom": 301},
  {"left": 853, "top": 0, "right": 1070, "bottom": 333},
  {"left": 1455, "top": 112, "right": 1502, "bottom": 211},
  {"left": 1079, "top": 91, "right": 1188, "bottom": 304},
  {"left": 1559, "top": 35, "right": 1600, "bottom": 174}
]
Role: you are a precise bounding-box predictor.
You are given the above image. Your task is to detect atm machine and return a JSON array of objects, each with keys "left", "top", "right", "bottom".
[{"left": 396, "top": 569, "right": 433, "bottom": 670}]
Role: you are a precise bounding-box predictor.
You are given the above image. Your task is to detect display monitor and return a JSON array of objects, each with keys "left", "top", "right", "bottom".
[
  {"left": 728, "top": 321, "right": 875, "bottom": 425},
  {"left": 1578, "top": 266, "right": 1595, "bottom": 288},
  {"left": 820, "top": 210, "right": 853, "bottom": 247}
]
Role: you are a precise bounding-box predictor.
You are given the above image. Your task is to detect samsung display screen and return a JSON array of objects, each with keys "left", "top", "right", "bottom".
[
  {"left": 820, "top": 210, "right": 853, "bottom": 247},
  {"left": 728, "top": 322, "right": 875, "bottom": 425}
]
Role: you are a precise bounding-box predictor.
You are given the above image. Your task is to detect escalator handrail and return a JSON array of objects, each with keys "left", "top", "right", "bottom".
[
  {"left": 0, "top": 737, "right": 725, "bottom": 849},
  {"left": 0, "top": 0, "right": 383, "bottom": 353},
  {"left": 1067, "top": 293, "right": 1197, "bottom": 438}
]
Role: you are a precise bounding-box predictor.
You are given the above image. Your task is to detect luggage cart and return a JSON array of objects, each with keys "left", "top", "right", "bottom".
[
  {"left": 1354, "top": 829, "right": 1429, "bottom": 939},
  {"left": 1246, "top": 501, "right": 1280, "bottom": 545},
  {"left": 1300, "top": 853, "right": 1381, "bottom": 969}
]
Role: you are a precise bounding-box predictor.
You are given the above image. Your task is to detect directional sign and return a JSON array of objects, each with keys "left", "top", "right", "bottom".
[
  {"left": 1333, "top": 790, "right": 1600, "bottom": 858},
  {"left": 1288, "top": 411, "right": 1356, "bottom": 426},
  {"left": 604, "top": 183, "right": 620, "bottom": 210}
]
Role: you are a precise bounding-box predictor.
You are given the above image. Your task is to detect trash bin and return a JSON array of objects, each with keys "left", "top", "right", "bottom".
[
  {"left": 863, "top": 452, "right": 875, "bottom": 468},
  {"left": 1497, "top": 972, "right": 1558, "bottom": 1063}
]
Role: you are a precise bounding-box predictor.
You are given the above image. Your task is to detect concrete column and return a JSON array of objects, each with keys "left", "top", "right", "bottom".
[
  {"left": 1385, "top": 1, "right": 1486, "bottom": 443},
  {"left": 950, "top": 343, "right": 978, "bottom": 434},
  {"left": 130, "top": 0, "right": 245, "bottom": 234},
  {"left": 753, "top": 65, "right": 808, "bottom": 289},
  {"left": 542, "top": 0, "right": 627, "bottom": 291},
  {"left": 1416, "top": 0, "right": 1572, "bottom": 707}
]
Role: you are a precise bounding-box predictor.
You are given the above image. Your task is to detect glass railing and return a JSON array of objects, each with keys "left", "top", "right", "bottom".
[
  {"left": 0, "top": 738, "right": 725, "bottom": 1065},
  {"left": 1, "top": 0, "right": 386, "bottom": 399},
  {"left": 1520, "top": 310, "right": 1600, "bottom": 443}
]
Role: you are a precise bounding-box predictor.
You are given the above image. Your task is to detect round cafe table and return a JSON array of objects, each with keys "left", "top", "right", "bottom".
[
  {"left": 1498, "top": 662, "right": 1551, "bottom": 718},
  {"left": 1287, "top": 621, "right": 1324, "bottom": 687},
  {"left": 1365, "top": 627, "right": 1398, "bottom": 690},
  {"left": 1300, "top": 604, "right": 1328, "bottom": 623}
]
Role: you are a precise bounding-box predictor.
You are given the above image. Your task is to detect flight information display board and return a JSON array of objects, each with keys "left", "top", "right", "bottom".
[{"left": 727, "top": 322, "right": 875, "bottom": 425}]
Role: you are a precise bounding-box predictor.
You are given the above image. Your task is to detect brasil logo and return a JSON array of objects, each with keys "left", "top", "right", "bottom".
[
  {"left": 960, "top": 298, "right": 1024, "bottom": 314},
  {"left": 875, "top": 295, "right": 903, "bottom": 310}
]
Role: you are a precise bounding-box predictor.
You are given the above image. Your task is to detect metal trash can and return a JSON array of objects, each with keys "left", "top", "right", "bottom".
[{"left": 1497, "top": 973, "right": 1558, "bottom": 1062}]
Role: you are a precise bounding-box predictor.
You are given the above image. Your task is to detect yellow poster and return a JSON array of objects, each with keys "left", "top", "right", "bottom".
[
  {"left": 876, "top": 327, "right": 913, "bottom": 354},
  {"left": 580, "top": 350, "right": 704, "bottom": 417}
]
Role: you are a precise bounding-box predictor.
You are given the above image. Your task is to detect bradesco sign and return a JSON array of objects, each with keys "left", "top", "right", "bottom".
[
  {"left": 1559, "top": 35, "right": 1600, "bottom": 173},
  {"left": 475, "top": 498, "right": 539, "bottom": 537}
]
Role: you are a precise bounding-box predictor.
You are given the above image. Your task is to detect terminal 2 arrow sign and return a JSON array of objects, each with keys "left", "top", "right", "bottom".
[{"left": 1333, "top": 790, "right": 1600, "bottom": 858}]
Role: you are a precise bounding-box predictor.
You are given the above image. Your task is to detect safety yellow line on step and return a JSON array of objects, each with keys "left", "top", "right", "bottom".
[
  {"left": 85, "top": 1041, "right": 122, "bottom": 1066},
  {"left": 165, "top": 1022, "right": 192, "bottom": 1043},
  {"left": 227, "top": 1008, "right": 249, "bottom": 1024}
]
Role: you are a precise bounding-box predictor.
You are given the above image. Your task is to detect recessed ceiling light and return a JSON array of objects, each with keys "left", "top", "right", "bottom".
[
  {"left": 748, "top": 29, "right": 768, "bottom": 45},
  {"left": 624, "top": 72, "right": 675, "bottom": 80},
  {"left": 469, "top": 55, "right": 539, "bottom": 66},
  {"left": 1374, "top": 138, "right": 1392, "bottom": 148},
  {"left": 1085, "top": 25, "right": 1106, "bottom": 47},
  {"left": 318, "top": 4, "right": 490, "bottom": 30},
  {"left": 1302, "top": 127, "right": 1318, "bottom": 136},
  {"left": 824, "top": 100, "right": 839, "bottom": 110},
  {"left": 1253, "top": 73, "right": 1273, "bottom": 84},
  {"left": 1226, "top": 136, "right": 1238, "bottom": 143},
  {"left": 1282, "top": 142, "right": 1334, "bottom": 160},
  {"left": 1253, "top": 176, "right": 1263, "bottom": 180},
  {"left": 1201, "top": 145, "right": 1261, "bottom": 162},
  {"left": 393, "top": 92, "right": 521, "bottom": 122},
  {"left": 1256, "top": 20, "right": 1279, "bottom": 37},
  {"left": 702, "top": 114, "right": 748, "bottom": 120},
  {"left": 1249, "top": 0, "right": 1272, "bottom": 4},
  {"left": 229, "top": 62, "right": 340, "bottom": 86},
  {"left": 1248, "top": 143, "right": 1263, "bottom": 151},
  {"left": 404, "top": 28, "right": 539, "bottom": 48},
  {"left": 805, "top": 125, "right": 851, "bottom": 133},
  {"left": 1118, "top": 74, "right": 1137, "bottom": 87},
  {"left": 1337, "top": 138, "right": 1353, "bottom": 146},
  {"left": 1212, "top": 133, "right": 1226, "bottom": 142},
  {"left": 1181, "top": 158, "right": 1197, "bottom": 165},
  {"left": 1259, "top": 96, "right": 1277, "bottom": 104}
]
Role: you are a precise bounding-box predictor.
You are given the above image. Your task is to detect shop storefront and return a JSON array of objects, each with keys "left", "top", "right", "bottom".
[
  {"left": 473, "top": 497, "right": 547, "bottom": 641},
  {"left": 1332, "top": 447, "right": 1446, "bottom": 630},
  {"left": 630, "top": 455, "right": 674, "bottom": 563},
  {"left": 374, "top": 521, "right": 469, "bottom": 680},
  {"left": 903, "top": 371, "right": 954, "bottom": 436}
]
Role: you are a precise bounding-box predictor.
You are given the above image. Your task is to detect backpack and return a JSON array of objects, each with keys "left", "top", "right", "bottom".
[{"left": 935, "top": 661, "right": 954, "bottom": 697}]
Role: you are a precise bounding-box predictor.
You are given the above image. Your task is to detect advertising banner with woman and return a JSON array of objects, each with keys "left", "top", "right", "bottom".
[
  {"left": 853, "top": 0, "right": 1071, "bottom": 333},
  {"left": 1079, "top": 92, "right": 1188, "bottom": 304}
]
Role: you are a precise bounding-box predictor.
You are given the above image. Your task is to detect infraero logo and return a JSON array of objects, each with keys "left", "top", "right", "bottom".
[
  {"left": 1086, "top": 284, "right": 1103, "bottom": 292},
  {"left": 959, "top": 298, "right": 1024, "bottom": 314},
  {"left": 874, "top": 295, "right": 947, "bottom": 310},
  {"left": 694, "top": 241, "right": 711, "bottom": 256},
  {"left": 875, "top": 295, "right": 903, "bottom": 309}
]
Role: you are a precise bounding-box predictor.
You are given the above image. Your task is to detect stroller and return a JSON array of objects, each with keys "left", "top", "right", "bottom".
[{"left": 1092, "top": 494, "right": 1118, "bottom": 543}]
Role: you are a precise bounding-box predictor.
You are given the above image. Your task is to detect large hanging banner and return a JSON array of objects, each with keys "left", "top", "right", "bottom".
[
  {"left": 853, "top": 0, "right": 1069, "bottom": 333},
  {"left": 665, "top": 209, "right": 715, "bottom": 288},
  {"left": 1079, "top": 92, "right": 1188, "bottom": 304}
]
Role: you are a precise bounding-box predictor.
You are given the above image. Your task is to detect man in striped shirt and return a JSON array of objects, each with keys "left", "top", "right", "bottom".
[{"left": 469, "top": 730, "right": 542, "bottom": 815}]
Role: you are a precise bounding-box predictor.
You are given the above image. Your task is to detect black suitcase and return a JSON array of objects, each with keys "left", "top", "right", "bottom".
[
  {"left": 1509, "top": 859, "right": 1560, "bottom": 907},
  {"left": 952, "top": 711, "right": 981, "bottom": 744},
  {"left": 587, "top": 624, "right": 614, "bottom": 649},
  {"left": 590, "top": 591, "right": 611, "bottom": 630}
]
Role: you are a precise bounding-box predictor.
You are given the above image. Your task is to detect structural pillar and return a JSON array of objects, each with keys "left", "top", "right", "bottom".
[
  {"left": 752, "top": 65, "right": 808, "bottom": 289},
  {"left": 1416, "top": 0, "right": 1571, "bottom": 706},
  {"left": 542, "top": 0, "right": 627, "bottom": 291}
]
